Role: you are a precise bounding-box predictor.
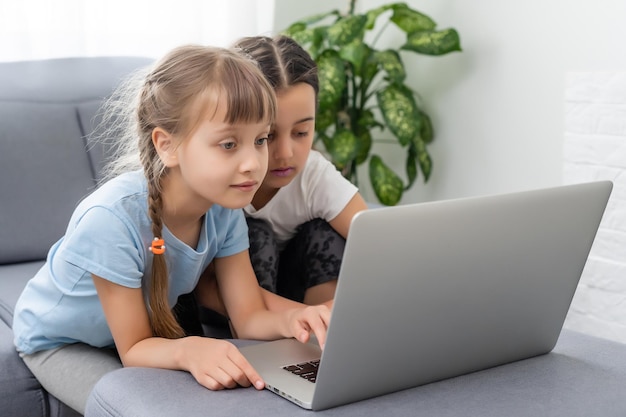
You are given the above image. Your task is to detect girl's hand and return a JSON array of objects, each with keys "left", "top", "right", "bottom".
[
  {"left": 182, "top": 337, "right": 265, "bottom": 391},
  {"left": 287, "top": 305, "right": 331, "bottom": 349}
]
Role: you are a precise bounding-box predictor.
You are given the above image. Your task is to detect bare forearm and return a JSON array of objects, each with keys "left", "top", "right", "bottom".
[
  {"left": 261, "top": 288, "right": 303, "bottom": 312},
  {"left": 262, "top": 287, "right": 333, "bottom": 310},
  {"left": 121, "top": 336, "right": 195, "bottom": 370},
  {"left": 231, "top": 309, "right": 293, "bottom": 341}
]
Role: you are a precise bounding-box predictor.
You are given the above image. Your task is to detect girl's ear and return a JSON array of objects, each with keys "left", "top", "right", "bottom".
[{"left": 152, "top": 127, "right": 178, "bottom": 167}]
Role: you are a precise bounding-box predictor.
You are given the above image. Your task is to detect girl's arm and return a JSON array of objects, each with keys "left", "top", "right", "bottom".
[
  {"left": 328, "top": 192, "right": 368, "bottom": 238},
  {"left": 213, "top": 251, "right": 330, "bottom": 346},
  {"left": 260, "top": 286, "right": 333, "bottom": 311},
  {"left": 196, "top": 260, "right": 332, "bottom": 317},
  {"left": 92, "top": 274, "right": 264, "bottom": 391}
]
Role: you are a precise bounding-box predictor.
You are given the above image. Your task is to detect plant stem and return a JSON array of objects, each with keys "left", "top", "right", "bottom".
[
  {"left": 348, "top": 0, "right": 356, "bottom": 15},
  {"left": 351, "top": 71, "right": 359, "bottom": 121},
  {"left": 371, "top": 19, "right": 391, "bottom": 48},
  {"left": 373, "top": 138, "right": 398, "bottom": 144},
  {"left": 350, "top": 160, "right": 359, "bottom": 186}
]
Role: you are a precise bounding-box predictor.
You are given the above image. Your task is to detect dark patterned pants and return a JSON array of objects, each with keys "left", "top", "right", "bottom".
[
  {"left": 247, "top": 217, "right": 346, "bottom": 303},
  {"left": 174, "top": 218, "right": 346, "bottom": 336}
]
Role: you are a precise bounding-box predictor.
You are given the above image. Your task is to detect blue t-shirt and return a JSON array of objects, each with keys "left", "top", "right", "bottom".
[{"left": 13, "top": 170, "right": 249, "bottom": 354}]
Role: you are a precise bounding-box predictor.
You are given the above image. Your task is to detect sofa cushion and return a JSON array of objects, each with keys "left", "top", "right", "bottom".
[
  {"left": 0, "top": 56, "right": 153, "bottom": 265},
  {"left": 79, "top": 100, "right": 108, "bottom": 183},
  {"left": 0, "top": 261, "right": 45, "bottom": 326},
  {"left": 0, "top": 102, "right": 97, "bottom": 264}
]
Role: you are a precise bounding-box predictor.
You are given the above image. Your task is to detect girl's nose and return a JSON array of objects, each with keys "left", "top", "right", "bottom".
[
  {"left": 241, "top": 145, "right": 266, "bottom": 173},
  {"left": 272, "top": 136, "right": 293, "bottom": 160}
]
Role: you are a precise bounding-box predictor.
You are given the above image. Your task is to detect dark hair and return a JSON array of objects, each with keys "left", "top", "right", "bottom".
[{"left": 233, "top": 35, "right": 318, "bottom": 98}]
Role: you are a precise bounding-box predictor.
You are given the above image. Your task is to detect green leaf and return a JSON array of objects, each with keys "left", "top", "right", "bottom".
[
  {"left": 364, "top": 3, "right": 396, "bottom": 30},
  {"left": 286, "top": 26, "right": 328, "bottom": 59},
  {"left": 284, "top": 22, "right": 307, "bottom": 36},
  {"left": 413, "top": 137, "right": 432, "bottom": 181},
  {"left": 360, "top": 47, "right": 379, "bottom": 84},
  {"left": 369, "top": 155, "right": 403, "bottom": 206},
  {"left": 355, "top": 128, "right": 372, "bottom": 165},
  {"left": 309, "top": 27, "right": 330, "bottom": 59},
  {"left": 288, "top": 28, "right": 314, "bottom": 50},
  {"left": 322, "top": 130, "right": 359, "bottom": 169},
  {"left": 377, "top": 83, "right": 421, "bottom": 146},
  {"left": 327, "top": 14, "right": 368, "bottom": 46},
  {"left": 402, "top": 28, "right": 462, "bottom": 56},
  {"left": 390, "top": 4, "right": 436, "bottom": 32},
  {"left": 357, "top": 108, "right": 382, "bottom": 131},
  {"left": 339, "top": 39, "right": 368, "bottom": 75},
  {"left": 419, "top": 110, "right": 434, "bottom": 143},
  {"left": 317, "top": 50, "right": 346, "bottom": 110},
  {"left": 374, "top": 50, "right": 405, "bottom": 83},
  {"left": 405, "top": 143, "right": 418, "bottom": 189},
  {"left": 315, "top": 105, "right": 336, "bottom": 132}
]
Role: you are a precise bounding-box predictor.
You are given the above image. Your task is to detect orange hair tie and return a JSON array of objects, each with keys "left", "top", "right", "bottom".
[{"left": 149, "top": 237, "right": 165, "bottom": 255}]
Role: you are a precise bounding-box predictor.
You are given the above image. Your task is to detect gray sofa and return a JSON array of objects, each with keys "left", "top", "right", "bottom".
[
  {"left": 0, "top": 56, "right": 153, "bottom": 417},
  {"left": 4, "top": 55, "right": 626, "bottom": 417}
]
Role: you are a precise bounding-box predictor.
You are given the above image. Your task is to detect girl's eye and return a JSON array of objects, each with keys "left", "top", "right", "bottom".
[
  {"left": 255, "top": 137, "right": 268, "bottom": 146},
  {"left": 266, "top": 132, "right": 275, "bottom": 143},
  {"left": 295, "top": 131, "right": 309, "bottom": 138},
  {"left": 220, "top": 141, "right": 236, "bottom": 150}
]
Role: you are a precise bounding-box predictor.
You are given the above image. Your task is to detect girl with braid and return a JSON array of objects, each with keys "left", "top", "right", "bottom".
[{"left": 12, "top": 44, "right": 330, "bottom": 415}]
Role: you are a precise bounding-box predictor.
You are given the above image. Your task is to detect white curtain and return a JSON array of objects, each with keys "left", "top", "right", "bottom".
[{"left": 0, "top": 0, "right": 276, "bottom": 62}]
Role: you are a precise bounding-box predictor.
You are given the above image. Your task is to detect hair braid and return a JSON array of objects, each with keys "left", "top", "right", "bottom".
[{"left": 146, "top": 177, "right": 185, "bottom": 339}]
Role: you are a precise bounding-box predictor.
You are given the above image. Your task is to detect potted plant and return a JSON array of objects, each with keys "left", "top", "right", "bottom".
[{"left": 283, "top": 1, "right": 461, "bottom": 205}]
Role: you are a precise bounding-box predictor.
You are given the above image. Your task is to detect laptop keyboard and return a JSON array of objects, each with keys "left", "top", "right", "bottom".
[{"left": 282, "top": 359, "right": 320, "bottom": 383}]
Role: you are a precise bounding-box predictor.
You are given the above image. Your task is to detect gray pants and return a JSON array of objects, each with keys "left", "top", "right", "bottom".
[{"left": 21, "top": 343, "right": 122, "bottom": 414}]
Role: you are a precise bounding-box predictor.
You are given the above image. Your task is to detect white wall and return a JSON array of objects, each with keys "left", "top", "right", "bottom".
[
  {"left": 563, "top": 72, "right": 626, "bottom": 343},
  {"left": 275, "top": 0, "right": 626, "bottom": 204},
  {"left": 274, "top": 0, "right": 626, "bottom": 343}
]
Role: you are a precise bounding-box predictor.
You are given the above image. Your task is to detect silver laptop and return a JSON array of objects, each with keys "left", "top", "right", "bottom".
[{"left": 240, "top": 180, "right": 612, "bottom": 410}]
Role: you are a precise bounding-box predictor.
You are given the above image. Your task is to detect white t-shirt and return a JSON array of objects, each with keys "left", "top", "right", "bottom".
[{"left": 244, "top": 150, "right": 358, "bottom": 248}]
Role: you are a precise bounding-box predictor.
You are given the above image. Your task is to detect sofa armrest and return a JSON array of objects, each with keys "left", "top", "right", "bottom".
[{"left": 86, "top": 331, "right": 626, "bottom": 417}]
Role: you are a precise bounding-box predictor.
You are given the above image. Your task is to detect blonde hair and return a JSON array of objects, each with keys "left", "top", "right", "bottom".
[{"left": 97, "top": 45, "right": 276, "bottom": 338}]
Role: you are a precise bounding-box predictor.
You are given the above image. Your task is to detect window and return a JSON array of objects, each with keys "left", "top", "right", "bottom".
[{"left": 0, "top": 0, "right": 275, "bottom": 61}]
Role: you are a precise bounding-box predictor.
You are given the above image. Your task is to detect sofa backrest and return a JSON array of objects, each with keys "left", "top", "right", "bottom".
[{"left": 0, "top": 57, "right": 153, "bottom": 264}]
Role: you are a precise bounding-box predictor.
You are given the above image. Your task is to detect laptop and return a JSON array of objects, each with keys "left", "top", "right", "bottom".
[{"left": 240, "top": 180, "right": 613, "bottom": 410}]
